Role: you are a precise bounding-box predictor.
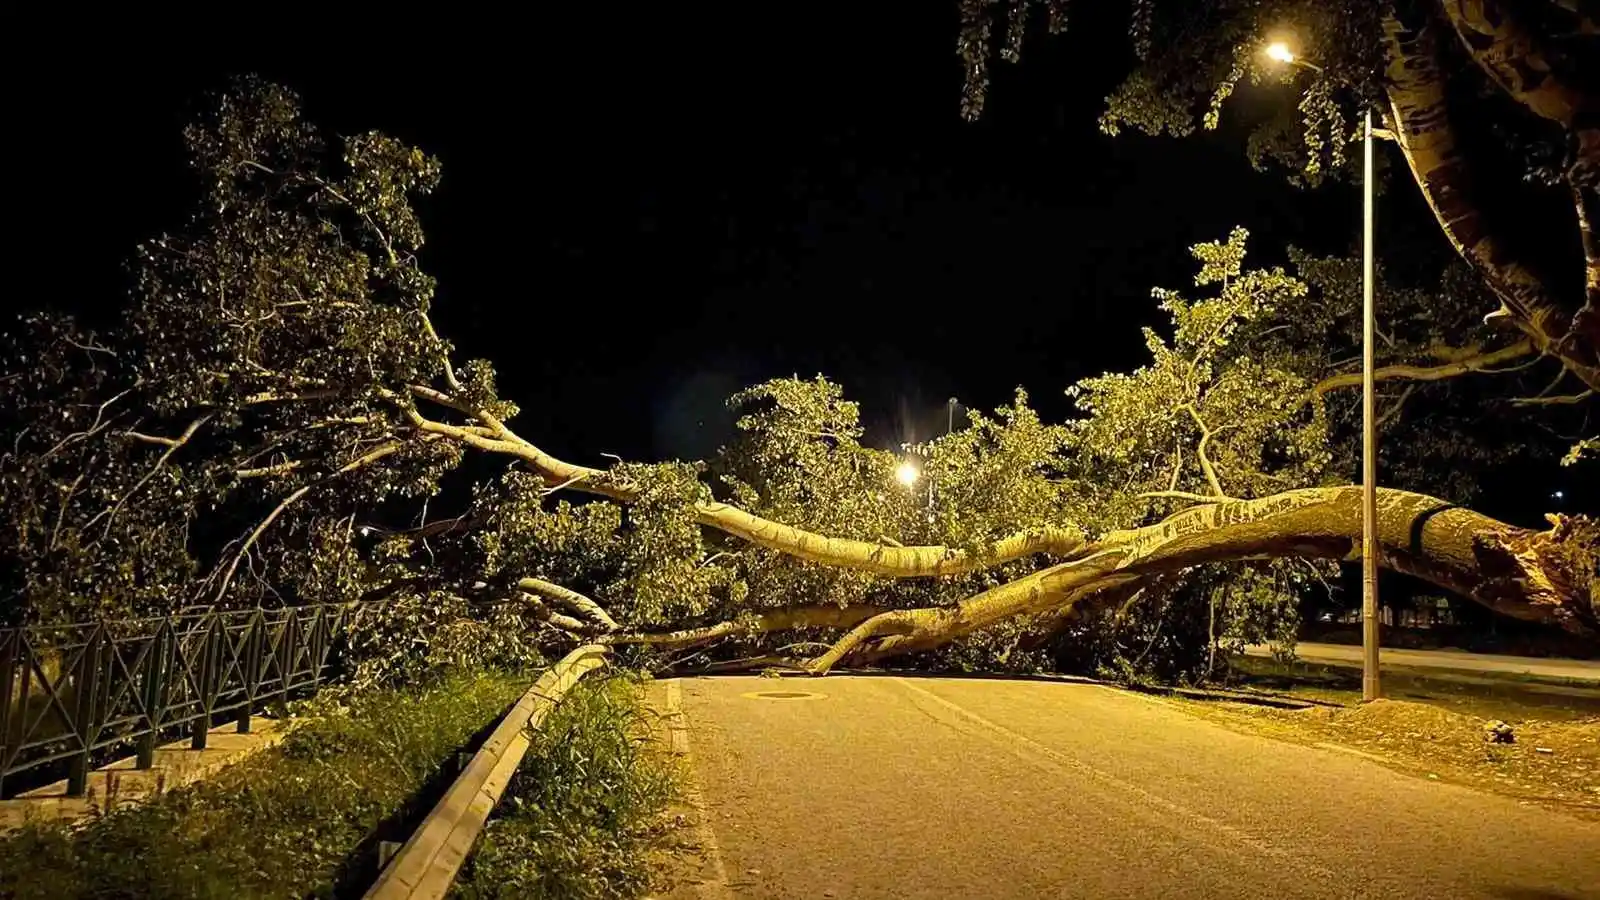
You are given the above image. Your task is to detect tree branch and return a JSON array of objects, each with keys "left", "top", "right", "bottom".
[
  {"left": 1376, "top": 385, "right": 1416, "bottom": 429},
  {"left": 206, "top": 440, "right": 404, "bottom": 605},
  {"left": 820, "top": 487, "right": 1598, "bottom": 671},
  {"left": 1313, "top": 338, "right": 1535, "bottom": 395},
  {"left": 399, "top": 402, "right": 1088, "bottom": 576},
  {"left": 604, "top": 604, "right": 884, "bottom": 649},
  {"left": 516, "top": 577, "right": 620, "bottom": 632},
  {"left": 235, "top": 459, "right": 306, "bottom": 479},
  {"left": 1512, "top": 389, "right": 1594, "bottom": 406},
  {"left": 517, "top": 593, "right": 593, "bottom": 636},
  {"left": 1183, "top": 405, "right": 1228, "bottom": 498},
  {"left": 86, "top": 414, "right": 213, "bottom": 538},
  {"left": 419, "top": 312, "right": 465, "bottom": 394}
]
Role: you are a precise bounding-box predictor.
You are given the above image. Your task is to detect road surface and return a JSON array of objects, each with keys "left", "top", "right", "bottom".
[
  {"left": 658, "top": 675, "right": 1600, "bottom": 900},
  {"left": 1247, "top": 642, "right": 1600, "bottom": 684}
]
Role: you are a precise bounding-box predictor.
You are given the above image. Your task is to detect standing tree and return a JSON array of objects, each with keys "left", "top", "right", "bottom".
[{"left": 958, "top": 0, "right": 1597, "bottom": 401}]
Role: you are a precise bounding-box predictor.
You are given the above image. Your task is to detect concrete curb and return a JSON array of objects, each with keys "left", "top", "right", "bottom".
[
  {"left": 0, "top": 717, "right": 300, "bottom": 834},
  {"left": 363, "top": 645, "right": 611, "bottom": 900}
]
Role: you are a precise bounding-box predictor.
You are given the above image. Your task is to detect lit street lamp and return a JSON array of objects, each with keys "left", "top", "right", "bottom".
[
  {"left": 1265, "top": 40, "right": 1384, "bottom": 702},
  {"left": 895, "top": 460, "right": 921, "bottom": 488}
]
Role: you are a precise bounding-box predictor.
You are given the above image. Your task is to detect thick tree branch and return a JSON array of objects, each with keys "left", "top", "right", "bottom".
[
  {"left": 516, "top": 577, "right": 620, "bottom": 632},
  {"left": 1439, "top": 0, "right": 1586, "bottom": 126},
  {"left": 1313, "top": 338, "right": 1536, "bottom": 395},
  {"left": 604, "top": 604, "right": 883, "bottom": 649},
  {"left": 1382, "top": 8, "right": 1599, "bottom": 390},
  {"left": 516, "top": 593, "right": 593, "bottom": 635},
  {"left": 800, "top": 487, "right": 1597, "bottom": 673},
  {"left": 400, "top": 403, "right": 1087, "bottom": 576}
]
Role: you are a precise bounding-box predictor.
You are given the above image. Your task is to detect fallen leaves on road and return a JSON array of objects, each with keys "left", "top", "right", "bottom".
[{"left": 1179, "top": 697, "right": 1600, "bottom": 818}]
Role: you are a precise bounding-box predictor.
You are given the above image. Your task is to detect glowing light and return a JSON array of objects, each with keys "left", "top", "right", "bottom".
[
  {"left": 895, "top": 461, "right": 920, "bottom": 487},
  {"left": 1264, "top": 42, "right": 1295, "bottom": 64},
  {"left": 1553, "top": 490, "right": 1565, "bottom": 500}
]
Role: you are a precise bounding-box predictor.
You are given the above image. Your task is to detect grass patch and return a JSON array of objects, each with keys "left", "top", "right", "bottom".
[
  {"left": 451, "top": 674, "right": 677, "bottom": 900},
  {"left": 0, "top": 671, "right": 529, "bottom": 899}
]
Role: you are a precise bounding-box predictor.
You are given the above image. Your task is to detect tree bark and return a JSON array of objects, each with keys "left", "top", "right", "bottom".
[
  {"left": 1438, "top": 0, "right": 1587, "bottom": 127},
  {"left": 1382, "top": 7, "right": 1600, "bottom": 390}
]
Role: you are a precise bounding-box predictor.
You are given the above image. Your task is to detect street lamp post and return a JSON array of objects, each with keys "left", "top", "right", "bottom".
[
  {"left": 1359, "top": 106, "right": 1382, "bottom": 704},
  {"left": 1265, "top": 41, "right": 1382, "bottom": 701}
]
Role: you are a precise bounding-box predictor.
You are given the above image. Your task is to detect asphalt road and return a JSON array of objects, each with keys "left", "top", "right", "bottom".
[
  {"left": 1247, "top": 642, "right": 1600, "bottom": 683},
  {"left": 662, "top": 675, "right": 1600, "bottom": 900}
]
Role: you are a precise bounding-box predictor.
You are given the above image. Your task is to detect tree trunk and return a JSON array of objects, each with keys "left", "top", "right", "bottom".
[
  {"left": 1381, "top": 7, "right": 1600, "bottom": 390},
  {"left": 781, "top": 487, "right": 1594, "bottom": 673}
]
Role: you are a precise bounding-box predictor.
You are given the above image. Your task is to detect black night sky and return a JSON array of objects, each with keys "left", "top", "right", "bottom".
[{"left": 23, "top": 8, "right": 1421, "bottom": 466}]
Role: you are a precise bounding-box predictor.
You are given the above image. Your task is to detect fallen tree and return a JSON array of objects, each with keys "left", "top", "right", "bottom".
[{"left": 4, "top": 80, "right": 1593, "bottom": 685}]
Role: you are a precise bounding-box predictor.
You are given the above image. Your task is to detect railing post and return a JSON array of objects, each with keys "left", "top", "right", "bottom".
[
  {"left": 191, "top": 617, "right": 218, "bottom": 751},
  {"left": 278, "top": 613, "right": 296, "bottom": 707},
  {"left": 137, "top": 622, "right": 169, "bottom": 769},
  {"left": 0, "top": 628, "right": 17, "bottom": 798},
  {"left": 238, "top": 611, "right": 264, "bottom": 734},
  {"left": 309, "top": 606, "right": 327, "bottom": 688},
  {"left": 67, "top": 626, "right": 105, "bottom": 797}
]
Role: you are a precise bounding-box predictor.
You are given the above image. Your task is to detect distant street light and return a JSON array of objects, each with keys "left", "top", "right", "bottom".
[
  {"left": 895, "top": 460, "right": 921, "bottom": 487},
  {"left": 1265, "top": 38, "right": 1383, "bottom": 703},
  {"left": 947, "top": 398, "right": 959, "bottom": 436}
]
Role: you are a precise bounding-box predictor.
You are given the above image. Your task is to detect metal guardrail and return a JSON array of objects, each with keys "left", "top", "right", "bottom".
[
  {"left": 0, "top": 603, "right": 381, "bottom": 798},
  {"left": 365, "top": 644, "right": 612, "bottom": 900}
]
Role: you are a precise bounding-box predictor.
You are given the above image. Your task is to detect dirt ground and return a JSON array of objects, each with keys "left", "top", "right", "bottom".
[{"left": 1176, "top": 664, "right": 1600, "bottom": 820}]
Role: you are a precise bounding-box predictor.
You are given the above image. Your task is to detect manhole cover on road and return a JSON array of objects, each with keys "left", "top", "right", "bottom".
[{"left": 742, "top": 690, "right": 827, "bottom": 701}]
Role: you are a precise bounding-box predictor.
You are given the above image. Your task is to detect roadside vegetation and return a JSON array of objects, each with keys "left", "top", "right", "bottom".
[
  {"left": 452, "top": 675, "right": 678, "bottom": 900},
  {"left": 0, "top": 671, "right": 528, "bottom": 900}
]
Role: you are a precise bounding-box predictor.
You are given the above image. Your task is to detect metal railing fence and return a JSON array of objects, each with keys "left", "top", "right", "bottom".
[{"left": 0, "top": 602, "right": 377, "bottom": 798}]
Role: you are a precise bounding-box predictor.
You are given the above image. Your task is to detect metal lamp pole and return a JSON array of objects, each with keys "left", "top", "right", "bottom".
[
  {"left": 1360, "top": 107, "right": 1381, "bottom": 702},
  {"left": 1267, "top": 42, "right": 1382, "bottom": 700}
]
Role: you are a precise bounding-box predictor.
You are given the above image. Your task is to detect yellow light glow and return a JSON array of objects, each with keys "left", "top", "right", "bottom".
[
  {"left": 895, "top": 461, "right": 920, "bottom": 487},
  {"left": 1264, "top": 42, "right": 1295, "bottom": 64}
]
